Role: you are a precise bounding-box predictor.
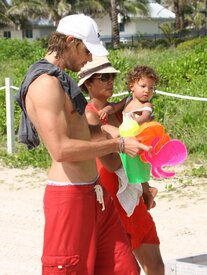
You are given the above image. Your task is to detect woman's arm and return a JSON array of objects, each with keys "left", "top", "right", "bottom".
[{"left": 98, "top": 96, "right": 127, "bottom": 120}]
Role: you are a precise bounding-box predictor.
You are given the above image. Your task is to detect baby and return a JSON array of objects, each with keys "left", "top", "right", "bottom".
[{"left": 99, "top": 65, "right": 159, "bottom": 211}]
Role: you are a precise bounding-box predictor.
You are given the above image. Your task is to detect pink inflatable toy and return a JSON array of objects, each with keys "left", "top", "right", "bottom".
[{"left": 144, "top": 137, "right": 188, "bottom": 179}]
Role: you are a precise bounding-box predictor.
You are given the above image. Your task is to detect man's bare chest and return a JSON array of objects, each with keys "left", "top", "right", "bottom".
[{"left": 65, "top": 98, "right": 90, "bottom": 140}]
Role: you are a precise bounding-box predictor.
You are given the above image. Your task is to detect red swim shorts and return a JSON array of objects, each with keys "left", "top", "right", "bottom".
[{"left": 41, "top": 180, "right": 140, "bottom": 274}]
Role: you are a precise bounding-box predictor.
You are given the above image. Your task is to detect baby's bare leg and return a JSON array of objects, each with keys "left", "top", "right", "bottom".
[{"left": 142, "top": 182, "right": 158, "bottom": 210}]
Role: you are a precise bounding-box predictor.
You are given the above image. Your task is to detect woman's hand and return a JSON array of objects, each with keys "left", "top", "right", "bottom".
[{"left": 101, "top": 124, "right": 120, "bottom": 139}]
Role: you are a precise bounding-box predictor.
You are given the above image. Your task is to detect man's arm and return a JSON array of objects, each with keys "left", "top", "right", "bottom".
[
  {"left": 26, "top": 75, "right": 146, "bottom": 162},
  {"left": 85, "top": 107, "right": 151, "bottom": 172}
]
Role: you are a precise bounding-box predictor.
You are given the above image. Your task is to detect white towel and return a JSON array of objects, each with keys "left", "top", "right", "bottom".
[
  {"left": 115, "top": 167, "right": 143, "bottom": 217},
  {"left": 94, "top": 184, "right": 105, "bottom": 211}
]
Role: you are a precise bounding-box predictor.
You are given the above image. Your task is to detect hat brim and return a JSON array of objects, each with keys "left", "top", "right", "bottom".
[
  {"left": 78, "top": 66, "right": 119, "bottom": 87},
  {"left": 83, "top": 41, "right": 109, "bottom": 57}
]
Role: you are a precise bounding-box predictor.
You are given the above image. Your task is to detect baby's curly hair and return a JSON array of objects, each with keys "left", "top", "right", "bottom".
[{"left": 127, "top": 65, "right": 159, "bottom": 91}]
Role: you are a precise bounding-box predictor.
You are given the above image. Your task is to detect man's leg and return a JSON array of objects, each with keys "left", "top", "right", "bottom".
[{"left": 41, "top": 184, "right": 98, "bottom": 275}]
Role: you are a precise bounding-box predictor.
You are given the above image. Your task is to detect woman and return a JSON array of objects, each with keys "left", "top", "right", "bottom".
[{"left": 78, "top": 56, "right": 164, "bottom": 275}]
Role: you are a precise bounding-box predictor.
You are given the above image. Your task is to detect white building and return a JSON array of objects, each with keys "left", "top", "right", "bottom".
[
  {"left": 0, "top": 2, "right": 175, "bottom": 43},
  {"left": 95, "top": 2, "right": 175, "bottom": 44},
  {"left": 0, "top": 19, "right": 55, "bottom": 40}
]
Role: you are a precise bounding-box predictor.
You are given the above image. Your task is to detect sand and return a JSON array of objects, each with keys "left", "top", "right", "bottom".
[{"left": 0, "top": 162, "right": 207, "bottom": 275}]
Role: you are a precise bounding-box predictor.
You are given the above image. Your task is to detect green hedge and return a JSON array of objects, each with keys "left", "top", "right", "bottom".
[{"left": 0, "top": 37, "right": 206, "bottom": 168}]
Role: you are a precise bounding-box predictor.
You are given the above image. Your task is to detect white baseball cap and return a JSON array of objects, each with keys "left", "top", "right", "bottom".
[{"left": 56, "top": 14, "right": 108, "bottom": 56}]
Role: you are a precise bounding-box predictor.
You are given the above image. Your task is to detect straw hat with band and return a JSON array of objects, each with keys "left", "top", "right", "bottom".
[{"left": 78, "top": 56, "right": 119, "bottom": 87}]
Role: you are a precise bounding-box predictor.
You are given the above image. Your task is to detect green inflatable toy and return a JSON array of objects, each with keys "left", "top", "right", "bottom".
[{"left": 119, "top": 117, "right": 150, "bottom": 184}]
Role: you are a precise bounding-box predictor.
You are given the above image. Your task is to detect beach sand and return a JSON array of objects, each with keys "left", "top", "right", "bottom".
[{"left": 0, "top": 162, "right": 207, "bottom": 275}]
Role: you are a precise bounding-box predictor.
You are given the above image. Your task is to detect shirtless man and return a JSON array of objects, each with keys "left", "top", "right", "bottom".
[{"left": 16, "top": 14, "right": 150, "bottom": 274}]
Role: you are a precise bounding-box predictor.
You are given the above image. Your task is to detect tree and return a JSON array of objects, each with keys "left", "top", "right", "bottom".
[
  {"left": 72, "top": 0, "right": 149, "bottom": 48},
  {"left": 173, "top": 0, "right": 182, "bottom": 30},
  {"left": 165, "top": 0, "right": 206, "bottom": 31},
  {"left": 90, "top": 0, "right": 149, "bottom": 49},
  {"left": 0, "top": 0, "right": 15, "bottom": 27},
  {"left": 3, "top": 0, "right": 149, "bottom": 49},
  {"left": 111, "top": 0, "right": 119, "bottom": 48},
  {"left": 7, "top": 0, "right": 72, "bottom": 27}
]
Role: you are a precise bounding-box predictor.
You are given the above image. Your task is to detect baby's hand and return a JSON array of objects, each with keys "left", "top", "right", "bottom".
[
  {"left": 98, "top": 109, "right": 108, "bottom": 120},
  {"left": 98, "top": 105, "right": 113, "bottom": 120}
]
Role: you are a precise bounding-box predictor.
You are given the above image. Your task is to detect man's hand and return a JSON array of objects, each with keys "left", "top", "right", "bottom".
[{"left": 123, "top": 137, "right": 152, "bottom": 158}]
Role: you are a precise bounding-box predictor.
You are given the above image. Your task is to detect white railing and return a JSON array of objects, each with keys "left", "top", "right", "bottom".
[
  {"left": 1, "top": 77, "right": 207, "bottom": 154},
  {"left": 1, "top": 78, "right": 19, "bottom": 154}
]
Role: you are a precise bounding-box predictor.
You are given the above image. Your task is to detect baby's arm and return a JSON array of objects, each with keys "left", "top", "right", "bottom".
[
  {"left": 98, "top": 96, "right": 128, "bottom": 120},
  {"left": 132, "top": 102, "right": 153, "bottom": 125}
]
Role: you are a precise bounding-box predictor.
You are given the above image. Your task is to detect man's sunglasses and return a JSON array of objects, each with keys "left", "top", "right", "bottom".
[{"left": 91, "top": 73, "right": 116, "bottom": 82}]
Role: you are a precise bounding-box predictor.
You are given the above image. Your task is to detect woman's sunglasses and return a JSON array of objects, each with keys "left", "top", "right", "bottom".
[{"left": 91, "top": 73, "right": 116, "bottom": 82}]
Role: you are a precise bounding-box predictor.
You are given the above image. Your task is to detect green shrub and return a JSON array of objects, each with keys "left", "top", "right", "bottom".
[
  {"left": 0, "top": 144, "right": 51, "bottom": 168},
  {"left": 0, "top": 37, "right": 207, "bottom": 168},
  {"left": 176, "top": 37, "right": 207, "bottom": 51}
]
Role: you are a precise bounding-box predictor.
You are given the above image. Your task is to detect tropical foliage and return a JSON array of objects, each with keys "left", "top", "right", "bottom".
[
  {"left": 161, "top": 0, "right": 207, "bottom": 31},
  {"left": 0, "top": 0, "right": 150, "bottom": 47},
  {"left": 1, "top": 0, "right": 207, "bottom": 41},
  {"left": 0, "top": 37, "right": 206, "bottom": 167}
]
